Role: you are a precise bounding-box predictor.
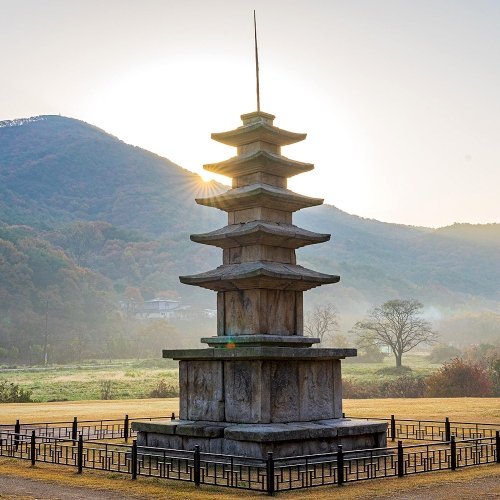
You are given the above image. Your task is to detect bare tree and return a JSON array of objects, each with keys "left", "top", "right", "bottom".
[
  {"left": 304, "top": 303, "right": 340, "bottom": 345},
  {"left": 351, "top": 299, "right": 437, "bottom": 367}
]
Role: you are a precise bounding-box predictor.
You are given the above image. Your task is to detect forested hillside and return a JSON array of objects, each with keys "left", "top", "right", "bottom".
[
  {"left": 0, "top": 115, "right": 225, "bottom": 236},
  {"left": 0, "top": 225, "right": 117, "bottom": 363},
  {"left": 298, "top": 206, "right": 500, "bottom": 304},
  {"left": 1, "top": 115, "right": 499, "bottom": 362}
]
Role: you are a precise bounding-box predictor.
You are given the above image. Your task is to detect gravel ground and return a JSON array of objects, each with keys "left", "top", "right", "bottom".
[
  {"left": 371, "top": 473, "right": 500, "bottom": 499},
  {"left": 0, "top": 475, "right": 139, "bottom": 500},
  {"left": 1, "top": 469, "right": 500, "bottom": 499}
]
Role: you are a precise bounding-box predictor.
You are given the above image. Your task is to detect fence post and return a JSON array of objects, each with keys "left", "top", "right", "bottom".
[
  {"left": 397, "top": 441, "right": 404, "bottom": 477},
  {"left": 30, "top": 430, "right": 36, "bottom": 466},
  {"left": 496, "top": 431, "right": 500, "bottom": 464},
  {"left": 450, "top": 435, "right": 456, "bottom": 470},
  {"left": 124, "top": 415, "right": 129, "bottom": 443},
  {"left": 131, "top": 440, "right": 137, "bottom": 480},
  {"left": 14, "top": 419, "right": 20, "bottom": 451},
  {"left": 391, "top": 415, "right": 396, "bottom": 442},
  {"left": 77, "top": 435, "right": 83, "bottom": 474},
  {"left": 445, "top": 418, "right": 451, "bottom": 442},
  {"left": 337, "top": 445, "right": 344, "bottom": 486},
  {"left": 194, "top": 445, "right": 201, "bottom": 486},
  {"left": 266, "top": 452, "right": 275, "bottom": 496},
  {"left": 72, "top": 417, "right": 78, "bottom": 443}
]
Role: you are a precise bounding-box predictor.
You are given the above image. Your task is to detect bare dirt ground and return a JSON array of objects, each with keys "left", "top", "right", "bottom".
[
  {"left": 383, "top": 474, "right": 500, "bottom": 499},
  {"left": 0, "top": 464, "right": 499, "bottom": 500},
  {"left": 0, "top": 475, "right": 139, "bottom": 500}
]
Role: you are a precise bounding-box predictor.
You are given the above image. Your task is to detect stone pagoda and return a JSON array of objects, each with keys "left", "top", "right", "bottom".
[{"left": 133, "top": 111, "right": 386, "bottom": 458}]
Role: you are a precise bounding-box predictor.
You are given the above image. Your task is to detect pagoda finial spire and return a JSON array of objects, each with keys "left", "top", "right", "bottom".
[{"left": 254, "top": 10, "right": 261, "bottom": 112}]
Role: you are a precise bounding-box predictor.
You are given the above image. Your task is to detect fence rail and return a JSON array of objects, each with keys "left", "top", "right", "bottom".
[
  {"left": 347, "top": 415, "right": 500, "bottom": 442},
  {"left": 0, "top": 414, "right": 176, "bottom": 442},
  {"left": 0, "top": 426, "right": 499, "bottom": 494},
  {"left": 2, "top": 414, "right": 498, "bottom": 444}
]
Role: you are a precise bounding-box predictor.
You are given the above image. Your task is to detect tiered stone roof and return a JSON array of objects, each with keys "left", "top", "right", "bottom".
[{"left": 180, "top": 110, "right": 339, "bottom": 344}]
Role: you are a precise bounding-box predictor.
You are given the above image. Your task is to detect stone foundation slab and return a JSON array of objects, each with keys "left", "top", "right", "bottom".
[{"left": 133, "top": 419, "right": 387, "bottom": 459}]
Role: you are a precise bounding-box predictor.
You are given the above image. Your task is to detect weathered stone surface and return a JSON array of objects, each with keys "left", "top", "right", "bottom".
[
  {"left": 180, "top": 261, "right": 340, "bottom": 292},
  {"left": 134, "top": 419, "right": 388, "bottom": 459},
  {"left": 270, "top": 361, "right": 300, "bottom": 422},
  {"left": 170, "top": 357, "right": 352, "bottom": 425},
  {"left": 233, "top": 171, "right": 287, "bottom": 188},
  {"left": 176, "top": 423, "right": 225, "bottom": 438},
  {"left": 203, "top": 150, "right": 313, "bottom": 179},
  {"left": 211, "top": 111, "right": 306, "bottom": 149},
  {"left": 224, "top": 360, "right": 266, "bottom": 423},
  {"left": 164, "top": 347, "right": 357, "bottom": 361},
  {"left": 219, "top": 289, "right": 299, "bottom": 337},
  {"left": 332, "top": 360, "right": 343, "bottom": 417},
  {"left": 201, "top": 335, "right": 319, "bottom": 347},
  {"left": 223, "top": 244, "right": 295, "bottom": 265},
  {"left": 132, "top": 420, "right": 186, "bottom": 435},
  {"left": 182, "top": 360, "right": 224, "bottom": 421},
  {"left": 229, "top": 206, "right": 292, "bottom": 224},
  {"left": 196, "top": 183, "right": 323, "bottom": 212},
  {"left": 190, "top": 221, "right": 330, "bottom": 250},
  {"left": 299, "top": 361, "right": 335, "bottom": 421}
]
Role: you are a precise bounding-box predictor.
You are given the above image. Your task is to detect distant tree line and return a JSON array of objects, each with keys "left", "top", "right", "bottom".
[{"left": 0, "top": 225, "right": 206, "bottom": 365}]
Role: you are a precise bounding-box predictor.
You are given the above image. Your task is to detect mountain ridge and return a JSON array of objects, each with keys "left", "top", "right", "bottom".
[{"left": 1, "top": 115, "right": 499, "bottom": 310}]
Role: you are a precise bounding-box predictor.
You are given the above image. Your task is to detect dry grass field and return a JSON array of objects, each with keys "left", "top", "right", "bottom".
[
  {"left": 1, "top": 397, "right": 500, "bottom": 424},
  {"left": 0, "top": 352, "right": 440, "bottom": 402},
  {"left": 1, "top": 398, "right": 500, "bottom": 498},
  {"left": 0, "top": 359, "right": 179, "bottom": 401}
]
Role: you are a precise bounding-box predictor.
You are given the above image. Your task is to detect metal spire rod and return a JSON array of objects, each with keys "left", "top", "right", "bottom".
[{"left": 254, "top": 10, "right": 260, "bottom": 112}]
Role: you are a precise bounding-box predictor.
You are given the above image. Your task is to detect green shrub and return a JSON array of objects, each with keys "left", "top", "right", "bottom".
[
  {"left": 100, "top": 380, "right": 115, "bottom": 400},
  {"left": 376, "top": 366, "right": 412, "bottom": 376},
  {"left": 342, "top": 379, "right": 383, "bottom": 399},
  {"left": 343, "top": 373, "right": 426, "bottom": 399},
  {"left": 0, "top": 380, "right": 34, "bottom": 403},
  {"left": 490, "top": 358, "right": 500, "bottom": 397},
  {"left": 350, "top": 343, "right": 387, "bottom": 363},
  {"left": 149, "top": 379, "right": 179, "bottom": 398},
  {"left": 383, "top": 374, "right": 426, "bottom": 398},
  {"left": 428, "top": 344, "right": 463, "bottom": 364}
]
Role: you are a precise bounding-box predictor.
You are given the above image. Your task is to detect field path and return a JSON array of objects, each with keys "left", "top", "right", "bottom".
[
  {"left": 383, "top": 474, "right": 500, "bottom": 499},
  {"left": 1, "top": 469, "right": 500, "bottom": 500},
  {"left": 0, "top": 474, "right": 139, "bottom": 500}
]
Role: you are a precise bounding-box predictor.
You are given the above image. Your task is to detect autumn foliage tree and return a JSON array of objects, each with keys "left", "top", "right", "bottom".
[{"left": 424, "top": 358, "right": 492, "bottom": 397}]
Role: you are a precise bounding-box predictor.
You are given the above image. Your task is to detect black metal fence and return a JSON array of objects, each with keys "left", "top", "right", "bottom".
[
  {"left": 0, "top": 413, "right": 175, "bottom": 442},
  {"left": 4, "top": 414, "right": 499, "bottom": 445},
  {"left": 0, "top": 422, "right": 499, "bottom": 494},
  {"left": 348, "top": 415, "right": 500, "bottom": 442}
]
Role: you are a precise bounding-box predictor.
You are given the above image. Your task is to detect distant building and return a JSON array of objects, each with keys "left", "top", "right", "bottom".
[
  {"left": 135, "top": 298, "right": 186, "bottom": 319},
  {"left": 203, "top": 309, "right": 217, "bottom": 319}
]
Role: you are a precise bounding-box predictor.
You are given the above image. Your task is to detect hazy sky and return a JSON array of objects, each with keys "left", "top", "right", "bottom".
[{"left": 2, "top": 0, "right": 499, "bottom": 228}]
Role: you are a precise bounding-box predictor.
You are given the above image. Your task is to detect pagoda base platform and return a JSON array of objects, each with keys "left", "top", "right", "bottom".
[
  {"left": 132, "top": 346, "right": 386, "bottom": 459},
  {"left": 132, "top": 419, "right": 387, "bottom": 459}
]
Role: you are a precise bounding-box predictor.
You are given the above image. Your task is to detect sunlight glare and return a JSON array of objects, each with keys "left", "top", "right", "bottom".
[{"left": 82, "top": 55, "right": 373, "bottom": 211}]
